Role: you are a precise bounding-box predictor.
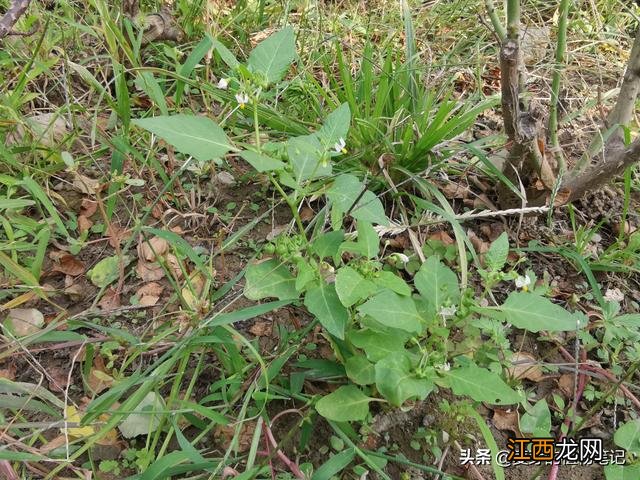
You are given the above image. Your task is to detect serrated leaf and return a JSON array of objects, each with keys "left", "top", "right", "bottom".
[
  {"left": 375, "top": 352, "right": 433, "bottom": 406},
  {"left": 247, "top": 26, "right": 296, "bottom": 84},
  {"left": 485, "top": 231, "right": 509, "bottom": 272},
  {"left": 240, "top": 150, "right": 285, "bottom": 172},
  {"left": 326, "top": 175, "right": 388, "bottom": 225},
  {"left": 315, "top": 385, "right": 372, "bottom": 422},
  {"left": 446, "top": 363, "right": 521, "bottom": 405},
  {"left": 287, "top": 135, "right": 331, "bottom": 183},
  {"left": 133, "top": 115, "right": 233, "bottom": 162},
  {"left": 345, "top": 355, "right": 375, "bottom": 385},
  {"left": 304, "top": 282, "right": 348, "bottom": 339},
  {"left": 614, "top": 419, "right": 640, "bottom": 454},
  {"left": 244, "top": 259, "right": 298, "bottom": 301},
  {"left": 414, "top": 256, "right": 460, "bottom": 311},
  {"left": 498, "top": 292, "right": 586, "bottom": 332},
  {"left": 335, "top": 266, "right": 377, "bottom": 307},
  {"left": 358, "top": 289, "right": 422, "bottom": 333}
]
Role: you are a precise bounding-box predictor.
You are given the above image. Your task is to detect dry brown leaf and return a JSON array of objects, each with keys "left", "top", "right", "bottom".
[
  {"left": 492, "top": 408, "right": 522, "bottom": 437},
  {"left": 181, "top": 274, "right": 208, "bottom": 311},
  {"left": 508, "top": 352, "right": 544, "bottom": 382},
  {"left": 0, "top": 364, "right": 16, "bottom": 381},
  {"left": 51, "top": 253, "right": 85, "bottom": 276},
  {"left": 3, "top": 308, "right": 44, "bottom": 336},
  {"left": 442, "top": 182, "right": 470, "bottom": 199},
  {"left": 98, "top": 287, "right": 121, "bottom": 311},
  {"left": 87, "top": 355, "right": 114, "bottom": 394},
  {"left": 215, "top": 421, "right": 255, "bottom": 453},
  {"left": 78, "top": 215, "right": 93, "bottom": 234},
  {"left": 135, "top": 282, "right": 164, "bottom": 307},
  {"left": 138, "top": 236, "right": 169, "bottom": 262},
  {"left": 558, "top": 373, "right": 575, "bottom": 397},
  {"left": 300, "top": 207, "right": 314, "bottom": 222},
  {"left": 72, "top": 172, "right": 101, "bottom": 195},
  {"left": 8, "top": 113, "right": 68, "bottom": 148},
  {"left": 165, "top": 253, "right": 183, "bottom": 280},
  {"left": 48, "top": 366, "right": 71, "bottom": 393},
  {"left": 249, "top": 320, "right": 273, "bottom": 337},
  {"left": 64, "top": 275, "right": 85, "bottom": 301},
  {"left": 553, "top": 189, "right": 572, "bottom": 206},
  {"left": 136, "top": 260, "right": 165, "bottom": 282},
  {"left": 428, "top": 230, "right": 454, "bottom": 246},
  {"left": 467, "top": 229, "right": 489, "bottom": 255},
  {"left": 80, "top": 198, "right": 98, "bottom": 217},
  {"left": 107, "top": 224, "right": 131, "bottom": 249}
]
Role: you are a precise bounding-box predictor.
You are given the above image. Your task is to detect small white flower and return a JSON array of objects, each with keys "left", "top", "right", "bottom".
[
  {"left": 392, "top": 253, "right": 410, "bottom": 264},
  {"left": 440, "top": 362, "right": 451, "bottom": 372},
  {"left": 604, "top": 288, "right": 624, "bottom": 303},
  {"left": 439, "top": 305, "right": 457, "bottom": 318},
  {"left": 333, "top": 137, "right": 347, "bottom": 154},
  {"left": 515, "top": 275, "right": 531, "bottom": 290},
  {"left": 235, "top": 92, "right": 249, "bottom": 109},
  {"left": 217, "top": 78, "right": 229, "bottom": 90}
]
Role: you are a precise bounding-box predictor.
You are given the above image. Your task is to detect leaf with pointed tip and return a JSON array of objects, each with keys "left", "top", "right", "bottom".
[
  {"left": 497, "top": 292, "right": 587, "bottom": 332},
  {"left": 335, "top": 266, "right": 377, "bottom": 307},
  {"left": 240, "top": 150, "right": 285, "bottom": 172},
  {"left": 133, "top": 115, "right": 232, "bottom": 162},
  {"left": 247, "top": 27, "right": 296, "bottom": 84},
  {"left": 375, "top": 352, "right": 433, "bottom": 406},
  {"left": 414, "top": 256, "right": 460, "bottom": 311},
  {"left": 358, "top": 289, "right": 422, "bottom": 333},
  {"left": 244, "top": 259, "right": 298, "bottom": 301},
  {"left": 316, "top": 385, "right": 372, "bottom": 422},
  {"left": 304, "top": 282, "right": 348, "bottom": 339},
  {"left": 445, "top": 363, "right": 521, "bottom": 405}
]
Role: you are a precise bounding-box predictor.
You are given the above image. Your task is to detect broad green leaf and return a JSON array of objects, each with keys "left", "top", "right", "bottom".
[
  {"left": 89, "top": 255, "right": 131, "bottom": 288},
  {"left": 244, "top": 259, "right": 297, "bottom": 300},
  {"left": 350, "top": 327, "right": 410, "bottom": 362},
  {"left": 295, "top": 259, "right": 316, "bottom": 292},
  {"left": 335, "top": 266, "right": 376, "bottom": 307},
  {"left": 317, "top": 103, "right": 351, "bottom": 146},
  {"left": 485, "top": 231, "right": 509, "bottom": 272},
  {"left": 605, "top": 464, "right": 640, "bottom": 480},
  {"left": 373, "top": 270, "right": 411, "bottom": 296},
  {"left": 358, "top": 289, "right": 422, "bottom": 333},
  {"left": 304, "top": 282, "right": 348, "bottom": 339},
  {"left": 287, "top": 135, "right": 331, "bottom": 183},
  {"left": 614, "top": 314, "right": 640, "bottom": 328},
  {"left": 614, "top": 419, "right": 640, "bottom": 454},
  {"left": 132, "top": 115, "right": 233, "bottom": 162},
  {"left": 345, "top": 355, "right": 375, "bottom": 385},
  {"left": 339, "top": 221, "right": 380, "bottom": 259},
  {"left": 326, "top": 175, "right": 388, "bottom": 225},
  {"left": 446, "top": 363, "right": 521, "bottom": 405},
  {"left": 247, "top": 26, "right": 296, "bottom": 84},
  {"left": 498, "top": 292, "right": 587, "bottom": 332},
  {"left": 315, "top": 385, "right": 372, "bottom": 422},
  {"left": 414, "top": 256, "right": 460, "bottom": 310},
  {"left": 375, "top": 352, "right": 433, "bottom": 406},
  {"left": 520, "top": 399, "right": 551, "bottom": 438},
  {"left": 118, "top": 392, "right": 165, "bottom": 438},
  {"left": 239, "top": 150, "right": 285, "bottom": 172},
  {"left": 211, "top": 37, "right": 240, "bottom": 69},
  {"left": 310, "top": 230, "right": 344, "bottom": 259}
]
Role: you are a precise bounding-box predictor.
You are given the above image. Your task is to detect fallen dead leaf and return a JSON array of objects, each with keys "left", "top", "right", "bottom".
[
  {"left": 428, "top": 230, "right": 454, "bottom": 246},
  {"left": 508, "top": 352, "right": 544, "bottom": 382},
  {"left": 80, "top": 198, "right": 97, "bottom": 217},
  {"left": 107, "top": 224, "right": 131, "bottom": 249},
  {"left": 72, "top": 172, "right": 101, "bottom": 195},
  {"left": 138, "top": 236, "right": 169, "bottom": 262},
  {"left": 51, "top": 253, "right": 85, "bottom": 276},
  {"left": 492, "top": 408, "right": 523, "bottom": 437},
  {"left": 48, "top": 365, "right": 71, "bottom": 393},
  {"left": 165, "top": 253, "right": 183, "bottom": 280},
  {"left": 78, "top": 215, "right": 93, "bottom": 234},
  {"left": 8, "top": 113, "right": 68, "bottom": 148},
  {"left": 249, "top": 320, "right": 272, "bottom": 337},
  {"left": 558, "top": 373, "right": 575, "bottom": 397},
  {"left": 135, "top": 282, "right": 164, "bottom": 307},
  {"left": 467, "top": 229, "right": 490, "bottom": 255},
  {"left": 136, "top": 260, "right": 165, "bottom": 282},
  {"left": 64, "top": 275, "right": 85, "bottom": 301},
  {"left": 98, "top": 287, "right": 121, "bottom": 311},
  {"left": 87, "top": 355, "right": 114, "bottom": 394},
  {"left": 215, "top": 421, "right": 255, "bottom": 453},
  {"left": 300, "top": 207, "right": 314, "bottom": 222},
  {"left": 0, "top": 364, "right": 16, "bottom": 380},
  {"left": 3, "top": 308, "right": 44, "bottom": 336},
  {"left": 442, "top": 182, "right": 470, "bottom": 199}
]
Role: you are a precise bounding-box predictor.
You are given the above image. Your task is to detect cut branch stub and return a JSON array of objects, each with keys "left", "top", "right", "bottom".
[{"left": 0, "top": 0, "right": 32, "bottom": 39}]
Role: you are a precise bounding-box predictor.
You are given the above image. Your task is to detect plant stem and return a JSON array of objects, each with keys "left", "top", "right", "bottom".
[
  {"left": 270, "top": 174, "right": 306, "bottom": 238},
  {"left": 506, "top": 0, "right": 520, "bottom": 40},
  {"left": 548, "top": 0, "right": 571, "bottom": 173},
  {"left": 253, "top": 99, "right": 261, "bottom": 152},
  {"left": 484, "top": 0, "right": 506, "bottom": 41}
]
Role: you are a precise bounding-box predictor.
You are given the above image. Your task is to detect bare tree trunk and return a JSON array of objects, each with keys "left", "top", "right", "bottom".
[{"left": 0, "top": 0, "right": 31, "bottom": 39}]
